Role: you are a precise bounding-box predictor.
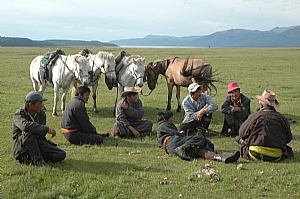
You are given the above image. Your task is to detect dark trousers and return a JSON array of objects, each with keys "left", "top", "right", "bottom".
[
  {"left": 178, "top": 114, "right": 212, "bottom": 133},
  {"left": 19, "top": 134, "right": 66, "bottom": 164},
  {"left": 63, "top": 131, "right": 103, "bottom": 145}
]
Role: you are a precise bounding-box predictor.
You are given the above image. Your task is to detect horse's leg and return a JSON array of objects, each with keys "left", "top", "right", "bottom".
[
  {"left": 92, "top": 82, "right": 99, "bottom": 113},
  {"left": 118, "top": 84, "right": 124, "bottom": 96},
  {"left": 38, "top": 83, "right": 47, "bottom": 111},
  {"left": 166, "top": 83, "right": 174, "bottom": 110},
  {"left": 61, "top": 86, "right": 70, "bottom": 114},
  {"left": 175, "top": 85, "right": 181, "bottom": 112},
  {"left": 52, "top": 84, "right": 59, "bottom": 116}
]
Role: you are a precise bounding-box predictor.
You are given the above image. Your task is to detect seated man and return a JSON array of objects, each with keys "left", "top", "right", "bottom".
[
  {"left": 220, "top": 82, "right": 251, "bottom": 137},
  {"left": 157, "top": 109, "right": 240, "bottom": 163},
  {"left": 12, "top": 92, "right": 66, "bottom": 167},
  {"left": 113, "top": 86, "right": 153, "bottom": 138},
  {"left": 61, "top": 86, "right": 108, "bottom": 145},
  {"left": 236, "top": 90, "right": 294, "bottom": 162},
  {"left": 178, "top": 83, "right": 218, "bottom": 136}
]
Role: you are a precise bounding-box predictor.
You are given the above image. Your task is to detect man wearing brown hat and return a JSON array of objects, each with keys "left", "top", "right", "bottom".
[
  {"left": 12, "top": 92, "right": 66, "bottom": 167},
  {"left": 220, "top": 82, "right": 251, "bottom": 137},
  {"left": 113, "top": 86, "right": 153, "bottom": 138},
  {"left": 236, "top": 90, "right": 294, "bottom": 162}
]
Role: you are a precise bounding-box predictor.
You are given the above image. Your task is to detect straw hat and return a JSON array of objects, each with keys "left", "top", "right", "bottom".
[
  {"left": 121, "top": 86, "right": 141, "bottom": 97},
  {"left": 256, "top": 90, "right": 279, "bottom": 107}
]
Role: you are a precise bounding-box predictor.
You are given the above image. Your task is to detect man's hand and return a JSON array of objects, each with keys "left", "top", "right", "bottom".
[
  {"left": 22, "top": 131, "right": 32, "bottom": 136},
  {"left": 48, "top": 128, "right": 56, "bottom": 138},
  {"left": 120, "top": 101, "right": 128, "bottom": 110}
]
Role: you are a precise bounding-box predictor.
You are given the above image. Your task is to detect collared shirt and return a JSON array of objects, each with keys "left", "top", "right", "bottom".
[{"left": 181, "top": 93, "right": 218, "bottom": 124}]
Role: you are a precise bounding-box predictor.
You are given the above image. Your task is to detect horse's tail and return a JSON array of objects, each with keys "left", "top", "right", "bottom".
[{"left": 180, "top": 57, "right": 190, "bottom": 75}]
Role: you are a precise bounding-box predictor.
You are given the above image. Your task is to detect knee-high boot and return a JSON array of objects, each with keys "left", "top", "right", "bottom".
[{"left": 173, "top": 144, "right": 193, "bottom": 161}]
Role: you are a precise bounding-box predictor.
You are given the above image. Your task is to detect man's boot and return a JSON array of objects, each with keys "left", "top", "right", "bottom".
[
  {"left": 173, "top": 145, "right": 192, "bottom": 161},
  {"left": 34, "top": 158, "right": 51, "bottom": 168},
  {"left": 213, "top": 151, "right": 240, "bottom": 164},
  {"left": 227, "top": 126, "right": 238, "bottom": 137}
]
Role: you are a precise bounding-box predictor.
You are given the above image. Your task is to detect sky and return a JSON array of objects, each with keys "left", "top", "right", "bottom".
[{"left": 1, "top": 0, "right": 300, "bottom": 42}]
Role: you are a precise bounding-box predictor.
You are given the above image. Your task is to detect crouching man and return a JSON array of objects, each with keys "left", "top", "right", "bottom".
[
  {"left": 157, "top": 109, "right": 240, "bottom": 163},
  {"left": 12, "top": 92, "right": 66, "bottom": 167}
]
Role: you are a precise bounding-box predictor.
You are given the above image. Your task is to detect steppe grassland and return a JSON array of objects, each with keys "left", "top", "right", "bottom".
[{"left": 0, "top": 47, "right": 300, "bottom": 198}]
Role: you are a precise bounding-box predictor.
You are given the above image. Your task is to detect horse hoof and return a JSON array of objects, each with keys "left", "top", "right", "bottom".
[
  {"left": 94, "top": 109, "right": 98, "bottom": 113},
  {"left": 52, "top": 113, "right": 57, "bottom": 117},
  {"left": 176, "top": 109, "right": 181, "bottom": 112}
]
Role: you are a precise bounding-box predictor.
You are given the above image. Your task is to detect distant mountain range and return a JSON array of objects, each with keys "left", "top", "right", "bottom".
[
  {"left": 1, "top": 25, "right": 299, "bottom": 47},
  {"left": 109, "top": 25, "right": 300, "bottom": 47},
  {"left": 0, "top": 37, "right": 117, "bottom": 47}
]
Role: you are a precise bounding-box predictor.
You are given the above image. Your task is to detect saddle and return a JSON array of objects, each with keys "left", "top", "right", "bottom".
[{"left": 40, "top": 49, "right": 65, "bottom": 83}]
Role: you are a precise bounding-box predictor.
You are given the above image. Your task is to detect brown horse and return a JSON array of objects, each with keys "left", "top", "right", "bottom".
[{"left": 145, "top": 57, "right": 218, "bottom": 112}]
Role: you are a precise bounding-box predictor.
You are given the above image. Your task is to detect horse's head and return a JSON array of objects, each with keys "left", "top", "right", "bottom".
[
  {"left": 128, "top": 56, "right": 146, "bottom": 87},
  {"left": 145, "top": 62, "right": 159, "bottom": 90},
  {"left": 97, "top": 51, "right": 116, "bottom": 90},
  {"left": 115, "top": 50, "right": 131, "bottom": 66},
  {"left": 74, "top": 56, "right": 91, "bottom": 86}
]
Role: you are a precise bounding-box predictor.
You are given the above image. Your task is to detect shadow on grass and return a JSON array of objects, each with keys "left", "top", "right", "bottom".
[{"left": 58, "top": 158, "right": 167, "bottom": 174}]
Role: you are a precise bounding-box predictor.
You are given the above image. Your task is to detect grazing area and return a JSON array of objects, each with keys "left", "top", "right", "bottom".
[{"left": 1, "top": 47, "right": 300, "bottom": 198}]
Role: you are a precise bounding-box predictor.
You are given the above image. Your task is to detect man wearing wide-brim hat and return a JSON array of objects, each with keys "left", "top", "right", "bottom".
[
  {"left": 237, "top": 90, "right": 294, "bottom": 162},
  {"left": 113, "top": 86, "right": 153, "bottom": 138}
]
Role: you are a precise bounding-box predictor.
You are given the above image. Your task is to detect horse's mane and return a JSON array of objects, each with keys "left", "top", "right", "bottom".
[
  {"left": 79, "top": 48, "right": 94, "bottom": 57},
  {"left": 124, "top": 55, "right": 144, "bottom": 66},
  {"left": 97, "top": 51, "right": 115, "bottom": 61}
]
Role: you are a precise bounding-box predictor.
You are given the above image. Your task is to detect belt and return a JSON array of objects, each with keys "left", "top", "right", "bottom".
[
  {"left": 163, "top": 136, "right": 170, "bottom": 154},
  {"left": 249, "top": 150, "right": 281, "bottom": 162},
  {"left": 61, "top": 128, "right": 79, "bottom": 133}
]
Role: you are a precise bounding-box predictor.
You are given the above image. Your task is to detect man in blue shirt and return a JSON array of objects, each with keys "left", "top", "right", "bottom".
[{"left": 178, "top": 83, "right": 218, "bottom": 136}]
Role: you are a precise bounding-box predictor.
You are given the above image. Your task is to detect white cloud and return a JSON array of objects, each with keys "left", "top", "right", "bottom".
[{"left": 1, "top": 0, "right": 299, "bottom": 41}]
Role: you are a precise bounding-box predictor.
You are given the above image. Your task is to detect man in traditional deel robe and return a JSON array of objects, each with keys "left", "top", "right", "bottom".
[
  {"left": 236, "top": 90, "right": 294, "bottom": 161},
  {"left": 157, "top": 109, "right": 240, "bottom": 163}
]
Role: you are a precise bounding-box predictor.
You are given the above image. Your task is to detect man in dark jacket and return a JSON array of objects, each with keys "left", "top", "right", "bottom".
[
  {"left": 113, "top": 86, "right": 153, "bottom": 138},
  {"left": 157, "top": 109, "right": 240, "bottom": 163},
  {"left": 12, "top": 92, "right": 66, "bottom": 167},
  {"left": 61, "top": 86, "right": 107, "bottom": 145},
  {"left": 237, "top": 90, "right": 294, "bottom": 161},
  {"left": 220, "top": 82, "right": 251, "bottom": 137}
]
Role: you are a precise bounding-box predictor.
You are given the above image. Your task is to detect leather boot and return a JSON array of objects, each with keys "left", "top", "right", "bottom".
[
  {"left": 213, "top": 151, "right": 240, "bottom": 164},
  {"left": 34, "top": 158, "right": 51, "bottom": 168},
  {"left": 173, "top": 145, "right": 192, "bottom": 161}
]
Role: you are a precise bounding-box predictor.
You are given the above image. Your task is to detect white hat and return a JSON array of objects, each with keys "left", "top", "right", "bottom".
[
  {"left": 121, "top": 86, "right": 141, "bottom": 97},
  {"left": 188, "top": 83, "right": 201, "bottom": 93}
]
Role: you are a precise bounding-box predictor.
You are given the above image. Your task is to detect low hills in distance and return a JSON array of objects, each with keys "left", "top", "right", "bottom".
[{"left": 1, "top": 25, "right": 300, "bottom": 48}]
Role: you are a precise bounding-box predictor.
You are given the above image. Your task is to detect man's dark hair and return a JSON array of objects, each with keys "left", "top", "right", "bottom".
[
  {"left": 25, "top": 100, "right": 38, "bottom": 107},
  {"left": 157, "top": 109, "right": 174, "bottom": 122},
  {"left": 75, "top": 86, "right": 90, "bottom": 96},
  {"left": 126, "top": 92, "right": 138, "bottom": 97}
]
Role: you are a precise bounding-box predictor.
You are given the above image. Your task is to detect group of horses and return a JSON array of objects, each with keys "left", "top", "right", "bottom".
[{"left": 29, "top": 48, "right": 217, "bottom": 116}]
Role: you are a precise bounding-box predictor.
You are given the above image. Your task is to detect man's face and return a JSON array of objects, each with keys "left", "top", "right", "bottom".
[
  {"left": 80, "top": 92, "right": 90, "bottom": 102},
  {"left": 229, "top": 89, "right": 241, "bottom": 102},
  {"left": 127, "top": 93, "right": 138, "bottom": 103},
  {"left": 28, "top": 101, "right": 43, "bottom": 113},
  {"left": 191, "top": 89, "right": 202, "bottom": 101}
]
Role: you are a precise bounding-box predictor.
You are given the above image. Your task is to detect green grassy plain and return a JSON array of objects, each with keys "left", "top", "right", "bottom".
[{"left": 1, "top": 47, "right": 300, "bottom": 199}]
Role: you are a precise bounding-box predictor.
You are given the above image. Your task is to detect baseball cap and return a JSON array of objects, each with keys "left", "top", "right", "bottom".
[
  {"left": 25, "top": 92, "right": 47, "bottom": 102},
  {"left": 188, "top": 83, "right": 201, "bottom": 93}
]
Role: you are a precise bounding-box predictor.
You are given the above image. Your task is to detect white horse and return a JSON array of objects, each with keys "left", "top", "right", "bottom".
[
  {"left": 72, "top": 50, "right": 116, "bottom": 113},
  {"left": 115, "top": 55, "right": 146, "bottom": 94},
  {"left": 30, "top": 54, "right": 91, "bottom": 116}
]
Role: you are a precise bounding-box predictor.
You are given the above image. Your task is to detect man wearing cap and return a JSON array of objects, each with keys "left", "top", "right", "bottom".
[
  {"left": 178, "top": 83, "right": 218, "bottom": 136},
  {"left": 61, "top": 86, "right": 107, "bottom": 145},
  {"left": 236, "top": 90, "right": 294, "bottom": 161},
  {"left": 12, "top": 92, "right": 66, "bottom": 167},
  {"left": 220, "top": 82, "right": 251, "bottom": 137},
  {"left": 113, "top": 86, "right": 153, "bottom": 138}
]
